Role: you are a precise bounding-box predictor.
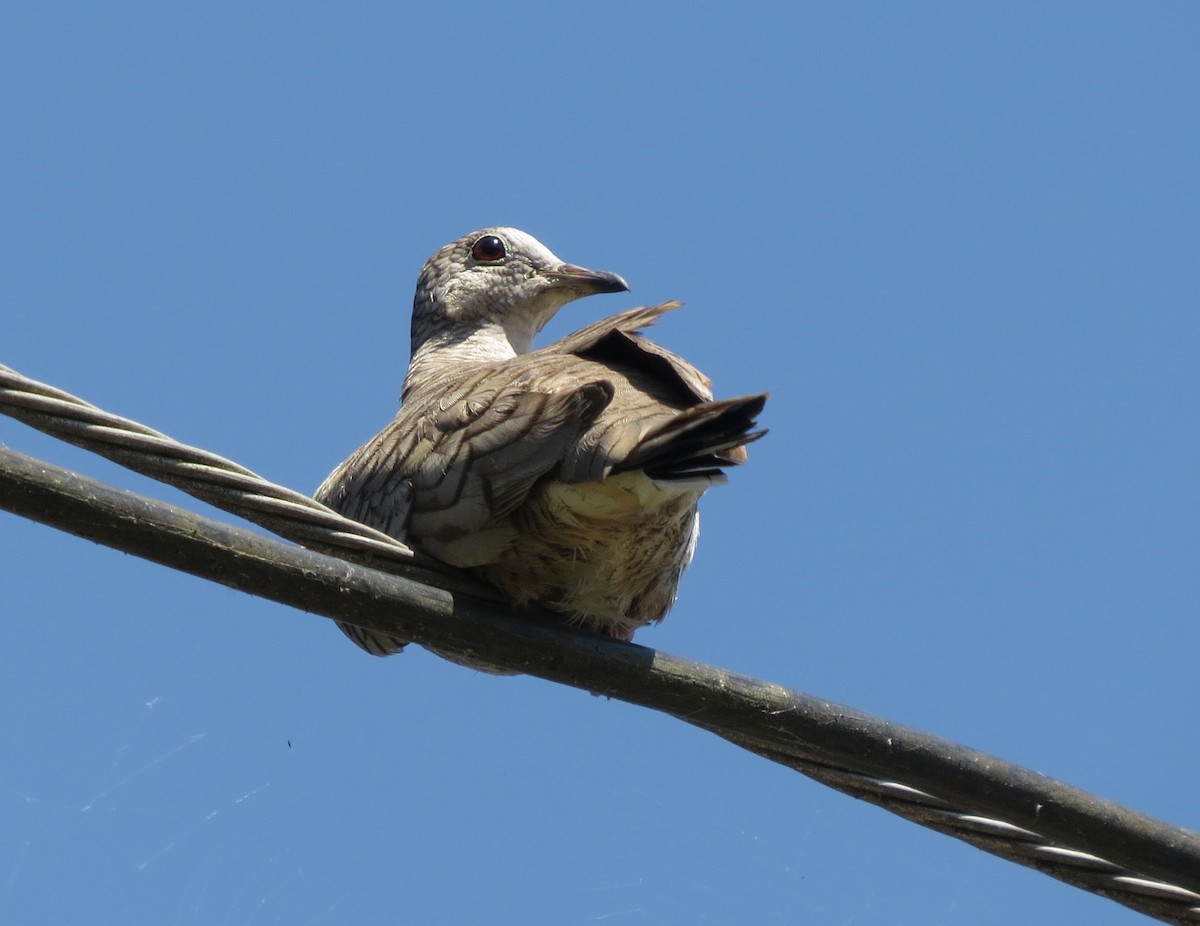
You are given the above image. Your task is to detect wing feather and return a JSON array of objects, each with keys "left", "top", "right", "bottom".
[{"left": 315, "top": 374, "right": 613, "bottom": 561}]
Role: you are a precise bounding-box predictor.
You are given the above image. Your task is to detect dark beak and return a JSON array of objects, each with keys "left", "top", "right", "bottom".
[{"left": 542, "top": 263, "right": 631, "bottom": 295}]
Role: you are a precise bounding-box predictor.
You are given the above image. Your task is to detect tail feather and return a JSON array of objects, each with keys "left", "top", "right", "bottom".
[{"left": 616, "top": 393, "right": 767, "bottom": 483}]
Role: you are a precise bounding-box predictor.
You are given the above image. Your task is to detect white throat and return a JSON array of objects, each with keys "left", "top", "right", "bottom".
[{"left": 404, "top": 319, "right": 535, "bottom": 394}]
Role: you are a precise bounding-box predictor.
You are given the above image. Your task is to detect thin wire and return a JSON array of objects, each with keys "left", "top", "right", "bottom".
[
  {"left": 0, "top": 362, "right": 504, "bottom": 609},
  {"left": 2, "top": 361, "right": 1199, "bottom": 924},
  {"left": 0, "top": 364, "right": 414, "bottom": 562}
]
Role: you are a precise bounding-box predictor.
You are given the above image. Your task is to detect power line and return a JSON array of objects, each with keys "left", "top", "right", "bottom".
[{"left": 2, "top": 363, "right": 1199, "bottom": 923}]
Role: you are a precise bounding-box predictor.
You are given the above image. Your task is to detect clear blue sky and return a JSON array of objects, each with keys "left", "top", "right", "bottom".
[{"left": 2, "top": 4, "right": 1197, "bottom": 923}]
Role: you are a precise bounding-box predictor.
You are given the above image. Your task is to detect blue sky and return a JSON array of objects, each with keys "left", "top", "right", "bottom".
[{"left": 2, "top": 3, "right": 1197, "bottom": 923}]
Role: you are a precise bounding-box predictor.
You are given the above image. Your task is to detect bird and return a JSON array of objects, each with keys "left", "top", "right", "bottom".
[{"left": 315, "top": 227, "right": 767, "bottom": 658}]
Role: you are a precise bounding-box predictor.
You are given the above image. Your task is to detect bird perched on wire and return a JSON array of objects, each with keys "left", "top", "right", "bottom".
[{"left": 316, "top": 227, "right": 767, "bottom": 658}]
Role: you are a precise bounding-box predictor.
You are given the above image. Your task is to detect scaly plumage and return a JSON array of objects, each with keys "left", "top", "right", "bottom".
[{"left": 316, "top": 228, "right": 766, "bottom": 657}]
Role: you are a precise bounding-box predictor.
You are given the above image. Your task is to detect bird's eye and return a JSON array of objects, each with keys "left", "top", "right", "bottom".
[{"left": 470, "top": 235, "right": 506, "bottom": 262}]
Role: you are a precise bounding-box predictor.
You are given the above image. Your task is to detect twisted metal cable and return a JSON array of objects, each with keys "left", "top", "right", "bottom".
[
  {"left": 2, "top": 361, "right": 1199, "bottom": 924},
  {"left": 0, "top": 362, "right": 497, "bottom": 598},
  {"left": 788, "top": 759, "right": 1200, "bottom": 923}
]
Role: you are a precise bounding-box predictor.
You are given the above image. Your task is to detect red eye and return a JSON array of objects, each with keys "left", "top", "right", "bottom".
[{"left": 471, "top": 235, "right": 506, "bottom": 262}]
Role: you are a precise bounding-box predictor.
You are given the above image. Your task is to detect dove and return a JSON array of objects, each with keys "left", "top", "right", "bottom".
[{"left": 316, "top": 227, "right": 766, "bottom": 657}]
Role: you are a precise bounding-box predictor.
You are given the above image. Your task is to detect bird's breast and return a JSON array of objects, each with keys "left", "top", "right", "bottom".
[{"left": 469, "top": 471, "right": 703, "bottom": 638}]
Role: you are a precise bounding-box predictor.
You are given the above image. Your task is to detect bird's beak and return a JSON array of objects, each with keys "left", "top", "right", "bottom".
[{"left": 541, "top": 263, "right": 631, "bottom": 295}]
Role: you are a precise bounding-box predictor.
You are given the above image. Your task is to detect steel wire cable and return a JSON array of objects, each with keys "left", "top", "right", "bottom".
[{"left": 2, "top": 361, "right": 1198, "bottom": 924}]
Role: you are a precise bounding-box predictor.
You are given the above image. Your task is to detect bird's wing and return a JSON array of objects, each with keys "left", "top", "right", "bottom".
[
  {"left": 548, "top": 302, "right": 716, "bottom": 405},
  {"left": 539, "top": 303, "right": 767, "bottom": 485},
  {"left": 315, "top": 371, "right": 613, "bottom": 565}
]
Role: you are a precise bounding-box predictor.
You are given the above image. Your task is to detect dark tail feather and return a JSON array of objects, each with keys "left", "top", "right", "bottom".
[
  {"left": 616, "top": 393, "right": 768, "bottom": 483},
  {"left": 337, "top": 621, "right": 409, "bottom": 656}
]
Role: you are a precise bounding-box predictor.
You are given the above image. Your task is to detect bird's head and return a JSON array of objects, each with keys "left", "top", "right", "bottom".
[{"left": 410, "top": 227, "right": 630, "bottom": 355}]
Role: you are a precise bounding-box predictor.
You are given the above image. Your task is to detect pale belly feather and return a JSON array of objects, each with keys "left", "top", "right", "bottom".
[{"left": 473, "top": 471, "right": 701, "bottom": 639}]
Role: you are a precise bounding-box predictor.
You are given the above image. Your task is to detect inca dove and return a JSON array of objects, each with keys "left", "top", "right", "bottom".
[{"left": 316, "top": 227, "right": 767, "bottom": 657}]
